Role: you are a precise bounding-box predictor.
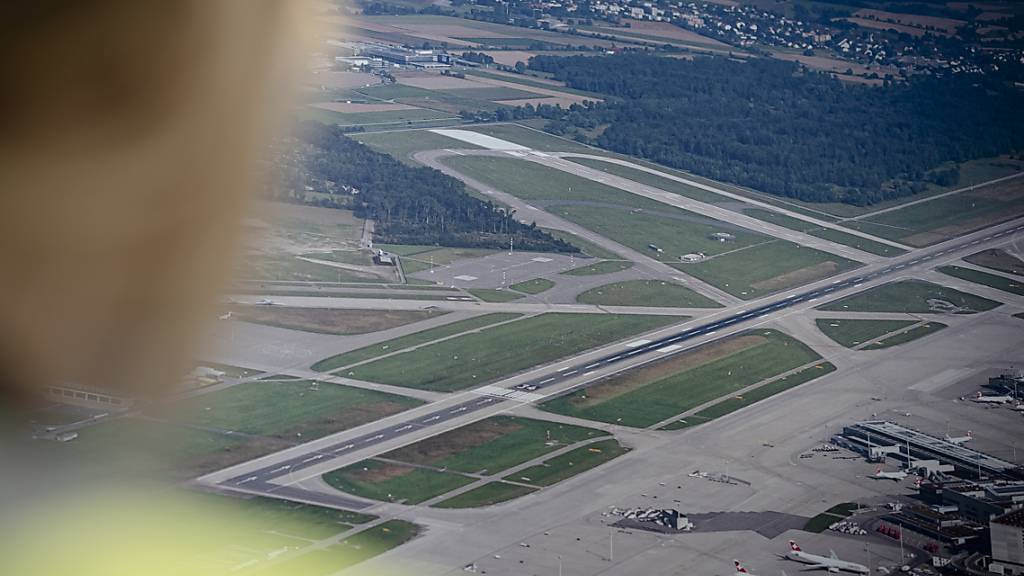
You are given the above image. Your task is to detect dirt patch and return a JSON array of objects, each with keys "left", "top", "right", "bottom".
[
  {"left": 310, "top": 101, "right": 414, "bottom": 113},
  {"left": 383, "top": 418, "right": 523, "bottom": 466},
  {"left": 354, "top": 461, "right": 416, "bottom": 483},
  {"left": 229, "top": 306, "right": 447, "bottom": 335},
  {"left": 964, "top": 249, "right": 1024, "bottom": 276},
  {"left": 752, "top": 261, "right": 840, "bottom": 292},
  {"left": 573, "top": 335, "right": 766, "bottom": 407}
]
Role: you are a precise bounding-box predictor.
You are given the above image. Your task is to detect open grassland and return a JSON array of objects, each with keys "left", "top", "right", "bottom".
[
  {"left": 354, "top": 129, "right": 482, "bottom": 166},
  {"left": 541, "top": 329, "right": 822, "bottom": 427},
  {"left": 250, "top": 520, "right": 420, "bottom": 576},
  {"left": 568, "top": 157, "right": 732, "bottom": 205},
  {"left": 175, "top": 380, "right": 423, "bottom": 439},
  {"left": 383, "top": 416, "right": 607, "bottom": 474},
  {"left": 744, "top": 207, "right": 907, "bottom": 257},
  {"left": 577, "top": 279, "right": 720, "bottom": 308},
  {"left": 345, "top": 313, "right": 677, "bottom": 391},
  {"left": 964, "top": 249, "right": 1024, "bottom": 277},
  {"left": 433, "top": 482, "right": 538, "bottom": 508},
  {"left": 323, "top": 459, "right": 476, "bottom": 504},
  {"left": 506, "top": 438, "right": 630, "bottom": 487},
  {"left": 510, "top": 277, "right": 556, "bottom": 294},
  {"left": 815, "top": 318, "right": 918, "bottom": 348},
  {"left": 864, "top": 322, "right": 947, "bottom": 349},
  {"left": 562, "top": 260, "right": 634, "bottom": 276},
  {"left": 298, "top": 105, "right": 455, "bottom": 127},
  {"left": 228, "top": 306, "right": 447, "bottom": 335},
  {"left": 243, "top": 255, "right": 389, "bottom": 283},
  {"left": 818, "top": 279, "right": 1001, "bottom": 313},
  {"left": 313, "top": 313, "right": 520, "bottom": 372},
  {"left": 186, "top": 492, "right": 375, "bottom": 540},
  {"left": 677, "top": 241, "right": 861, "bottom": 299},
  {"left": 541, "top": 228, "right": 623, "bottom": 259},
  {"left": 469, "top": 288, "right": 525, "bottom": 302},
  {"left": 662, "top": 362, "right": 836, "bottom": 430},
  {"left": 938, "top": 265, "right": 1024, "bottom": 296}
]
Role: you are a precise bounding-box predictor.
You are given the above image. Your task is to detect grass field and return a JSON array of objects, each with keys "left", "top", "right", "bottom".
[
  {"left": 569, "top": 157, "right": 731, "bottom": 205},
  {"left": 243, "top": 255, "right": 388, "bottom": 283},
  {"left": 742, "top": 208, "right": 907, "bottom": 257},
  {"left": 541, "top": 228, "right": 623, "bottom": 259},
  {"left": 312, "top": 313, "right": 520, "bottom": 372},
  {"left": 175, "top": 380, "right": 424, "bottom": 440},
  {"left": 678, "top": 241, "right": 861, "bottom": 299},
  {"left": 864, "top": 322, "right": 947, "bottom": 349},
  {"left": 938, "top": 265, "right": 1024, "bottom": 296},
  {"left": 444, "top": 86, "right": 546, "bottom": 101},
  {"left": 354, "top": 128, "right": 481, "bottom": 165},
  {"left": 228, "top": 306, "right": 447, "bottom": 335},
  {"left": 804, "top": 503, "right": 858, "bottom": 533},
  {"left": 815, "top": 318, "right": 918, "bottom": 348},
  {"left": 506, "top": 438, "right": 630, "bottom": 486},
  {"left": 576, "top": 279, "right": 720, "bottom": 308},
  {"left": 510, "top": 277, "right": 556, "bottom": 294},
  {"left": 382, "top": 416, "right": 607, "bottom": 474},
  {"left": 251, "top": 520, "right": 420, "bottom": 575},
  {"left": 469, "top": 288, "right": 525, "bottom": 302},
  {"left": 541, "top": 329, "right": 822, "bottom": 427},
  {"left": 561, "top": 260, "right": 634, "bottom": 276},
  {"left": 818, "top": 279, "right": 1001, "bottom": 313},
  {"left": 188, "top": 492, "right": 375, "bottom": 539},
  {"left": 299, "top": 105, "right": 455, "bottom": 127},
  {"left": 432, "top": 482, "right": 538, "bottom": 508},
  {"left": 661, "top": 362, "right": 836, "bottom": 430},
  {"left": 322, "top": 459, "right": 476, "bottom": 504},
  {"left": 963, "top": 249, "right": 1024, "bottom": 277},
  {"left": 345, "top": 313, "right": 677, "bottom": 391}
]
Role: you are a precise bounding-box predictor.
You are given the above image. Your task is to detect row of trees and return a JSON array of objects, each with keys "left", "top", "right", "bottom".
[
  {"left": 291, "top": 122, "right": 577, "bottom": 252},
  {"left": 520, "top": 54, "right": 1024, "bottom": 205}
]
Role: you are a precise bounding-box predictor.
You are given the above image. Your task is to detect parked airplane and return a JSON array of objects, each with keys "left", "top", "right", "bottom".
[
  {"left": 734, "top": 560, "right": 757, "bottom": 576},
  {"left": 784, "top": 541, "right": 869, "bottom": 574},
  {"left": 255, "top": 298, "right": 277, "bottom": 306},
  {"left": 971, "top": 392, "right": 1013, "bottom": 404},
  {"left": 944, "top": 430, "right": 972, "bottom": 445},
  {"left": 870, "top": 467, "right": 908, "bottom": 481}
]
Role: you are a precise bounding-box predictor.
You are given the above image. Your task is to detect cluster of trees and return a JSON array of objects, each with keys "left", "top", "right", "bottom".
[
  {"left": 460, "top": 51, "right": 494, "bottom": 65},
  {"left": 521, "top": 54, "right": 1024, "bottom": 205},
  {"left": 286, "top": 122, "right": 577, "bottom": 252}
]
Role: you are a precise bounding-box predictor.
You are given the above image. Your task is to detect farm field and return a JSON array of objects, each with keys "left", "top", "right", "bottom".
[
  {"left": 540, "top": 329, "right": 822, "bottom": 427},
  {"left": 938, "top": 265, "right": 1024, "bottom": 296},
  {"left": 312, "top": 313, "right": 521, "bottom": 372},
  {"left": 662, "top": 362, "right": 837, "bottom": 430},
  {"left": 576, "top": 280, "right": 719, "bottom": 308},
  {"left": 433, "top": 482, "right": 538, "bottom": 508},
  {"left": 677, "top": 241, "right": 861, "bottom": 299},
  {"left": 963, "top": 249, "right": 1024, "bottom": 276},
  {"left": 510, "top": 277, "right": 556, "bottom": 294},
  {"left": 814, "top": 318, "right": 918, "bottom": 348},
  {"left": 562, "top": 260, "right": 634, "bottom": 276},
  {"left": 863, "top": 322, "right": 947, "bottom": 349},
  {"left": 505, "top": 438, "right": 630, "bottom": 487},
  {"left": 227, "top": 306, "right": 447, "bottom": 335},
  {"left": 818, "top": 280, "right": 1001, "bottom": 313},
  {"left": 345, "top": 313, "right": 677, "bottom": 391}
]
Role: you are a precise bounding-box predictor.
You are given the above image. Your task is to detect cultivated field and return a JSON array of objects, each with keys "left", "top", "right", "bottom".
[
  {"left": 227, "top": 306, "right": 448, "bottom": 335},
  {"left": 576, "top": 280, "right": 720, "bottom": 308},
  {"left": 817, "top": 279, "right": 1001, "bottom": 313}
]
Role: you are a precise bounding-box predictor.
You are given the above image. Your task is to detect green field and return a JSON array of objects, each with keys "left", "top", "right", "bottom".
[
  {"left": 569, "top": 157, "right": 731, "bottom": 204},
  {"left": 510, "top": 277, "right": 556, "bottom": 294},
  {"left": 963, "top": 248, "right": 1024, "bottom": 277},
  {"left": 541, "top": 329, "right": 822, "bottom": 427},
  {"left": 939, "top": 265, "right": 1024, "bottom": 296},
  {"left": 561, "top": 260, "right": 634, "bottom": 276},
  {"left": 382, "top": 416, "right": 608, "bottom": 474},
  {"left": 541, "top": 228, "right": 623, "bottom": 259},
  {"left": 662, "top": 362, "right": 837, "bottom": 430},
  {"left": 354, "top": 129, "right": 481, "bottom": 165},
  {"left": 243, "top": 255, "right": 387, "bottom": 283},
  {"left": 252, "top": 520, "right": 420, "bottom": 576},
  {"left": 577, "top": 279, "right": 720, "bottom": 308},
  {"left": 299, "top": 105, "right": 455, "bottom": 127},
  {"left": 818, "top": 279, "right": 1001, "bottom": 313},
  {"left": 469, "top": 288, "right": 525, "bottom": 302},
  {"left": 346, "top": 313, "right": 677, "bottom": 391},
  {"left": 228, "top": 306, "right": 447, "bottom": 336},
  {"left": 678, "top": 241, "right": 861, "bottom": 299},
  {"left": 433, "top": 482, "right": 538, "bottom": 508},
  {"left": 176, "top": 380, "right": 423, "bottom": 439},
  {"left": 312, "top": 313, "right": 520, "bottom": 372},
  {"left": 322, "top": 459, "right": 476, "bottom": 504},
  {"left": 506, "top": 438, "right": 630, "bottom": 486},
  {"left": 188, "top": 492, "right": 375, "bottom": 539},
  {"left": 864, "top": 322, "right": 947, "bottom": 349},
  {"left": 742, "top": 209, "right": 906, "bottom": 257},
  {"left": 815, "top": 319, "right": 917, "bottom": 348}
]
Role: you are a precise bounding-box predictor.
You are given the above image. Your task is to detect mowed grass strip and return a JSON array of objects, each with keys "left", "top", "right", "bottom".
[
  {"left": 322, "top": 459, "right": 475, "bottom": 504},
  {"left": 510, "top": 277, "right": 556, "bottom": 294},
  {"left": 541, "top": 329, "right": 821, "bottom": 427},
  {"left": 815, "top": 319, "right": 917, "bottom": 348},
  {"left": 506, "top": 438, "right": 630, "bottom": 487},
  {"left": 817, "top": 279, "right": 1000, "bottom": 313},
  {"left": 743, "top": 209, "right": 905, "bottom": 257},
  {"left": 938, "top": 265, "right": 1024, "bottom": 296},
  {"left": 175, "top": 380, "right": 423, "bottom": 439},
  {"left": 562, "top": 260, "right": 634, "bottom": 276},
  {"left": 661, "top": 362, "right": 837, "bottom": 430},
  {"left": 469, "top": 288, "right": 525, "bottom": 302},
  {"left": 677, "top": 241, "right": 861, "bottom": 299},
  {"left": 382, "top": 416, "right": 607, "bottom": 474},
  {"left": 313, "top": 313, "right": 521, "bottom": 372},
  {"left": 432, "top": 482, "right": 538, "bottom": 509},
  {"left": 346, "top": 313, "right": 677, "bottom": 391},
  {"left": 864, "top": 322, "right": 947, "bottom": 349},
  {"left": 577, "top": 279, "right": 720, "bottom": 308},
  {"left": 252, "top": 520, "right": 420, "bottom": 576}
]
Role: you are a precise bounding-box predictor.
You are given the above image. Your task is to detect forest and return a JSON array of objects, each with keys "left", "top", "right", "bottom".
[
  {"left": 271, "top": 121, "right": 576, "bottom": 251},
  {"left": 522, "top": 54, "right": 1024, "bottom": 205}
]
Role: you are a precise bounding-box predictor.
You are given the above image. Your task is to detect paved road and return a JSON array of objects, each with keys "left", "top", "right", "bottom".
[{"left": 208, "top": 218, "right": 1024, "bottom": 508}]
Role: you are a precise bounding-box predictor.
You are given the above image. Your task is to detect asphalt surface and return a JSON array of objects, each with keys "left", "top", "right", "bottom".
[{"left": 217, "top": 220, "right": 1024, "bottom": 507}]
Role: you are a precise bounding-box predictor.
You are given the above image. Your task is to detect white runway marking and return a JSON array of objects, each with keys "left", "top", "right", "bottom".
[
  {"left": 625, "top": 339, "right": 651, "bottom": 348},
  {"left": 453, "top": 275, "right": 478, "bottom": 281},
  {"left": 429, "top": 129, "right": 529, "bottom": 150},
  {"left": 657, "top": 344, "right": 682, "bottom": 353}
]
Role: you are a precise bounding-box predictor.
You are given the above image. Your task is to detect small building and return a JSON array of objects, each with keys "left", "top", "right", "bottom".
[
  {"left": 374, "top": 249, "right": 396, "bottom": 266},
  {"left": 991, "top": 509, "right": 1024, "bottom": 575}
]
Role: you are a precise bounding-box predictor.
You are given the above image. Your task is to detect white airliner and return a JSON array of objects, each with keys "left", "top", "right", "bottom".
[
  {"left": 255, "top": 298, "right": 277, "bottom": 306},
  {"left": 734, "top": 560, "right": 757, "bottom": 576},
  {"left": 944, "top": 430, "right": 972, "bottom": 445},
  {"left": 870, "top": 467, "right": 908, "bottom": 481},
  {"left": 971, "top": 391, "right": 1013, "bottom": 404},
  {"left": 784, "top": 540, "right": 869, "bottom": 574}
]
